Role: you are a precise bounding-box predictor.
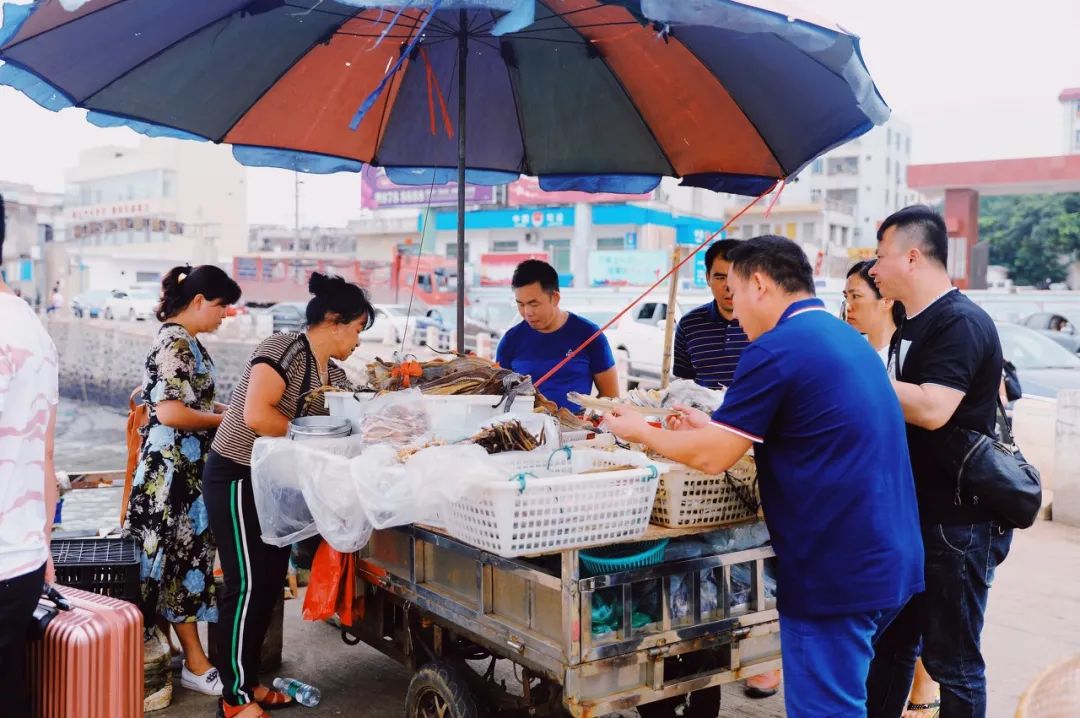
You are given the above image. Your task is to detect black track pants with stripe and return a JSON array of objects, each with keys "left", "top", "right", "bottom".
[{"left": 203, "top": 449, "right": 291, "bottom": 707}]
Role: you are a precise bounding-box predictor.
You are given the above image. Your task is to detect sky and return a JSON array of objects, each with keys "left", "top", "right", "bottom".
[{"left": 1, "top": 0, "right": 1078, "bottom": 226}]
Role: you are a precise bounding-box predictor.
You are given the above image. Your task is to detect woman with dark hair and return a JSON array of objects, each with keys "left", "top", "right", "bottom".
[
  {"left": 203, "top": 272, "right": 374, "bottom": 718},
  {"left": 843, "top": 260, "right": 905, "bottom": 364},
  {"left": 125, "top": 264, "right": 241, "bottom": 699}
]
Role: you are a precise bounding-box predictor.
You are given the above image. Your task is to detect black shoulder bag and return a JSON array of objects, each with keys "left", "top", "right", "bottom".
[{"left": 946, "top": 398, "right": 1042, "bottom": 529}]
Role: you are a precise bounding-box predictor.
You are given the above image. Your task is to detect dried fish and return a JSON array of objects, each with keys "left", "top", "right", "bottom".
[
  {"left": 468, "top": 419, "right": 541, "bottom": 455},
  {"left": 360, "top": 404, "right": 430, "bottom": 447},
  {"left": 367, "top": 356, "right": 521, "bottom": 396}
]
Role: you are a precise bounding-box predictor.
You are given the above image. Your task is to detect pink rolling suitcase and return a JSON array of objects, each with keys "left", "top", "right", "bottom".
[{"left": 26, "top": 584, "right": 144, "bottom": 718}]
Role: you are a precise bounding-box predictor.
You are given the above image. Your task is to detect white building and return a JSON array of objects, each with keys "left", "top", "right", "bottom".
[
  {"left": 1061, "top": 87, "right": 1080, "bottom": 154},
  {"left": 776, "top": 117, "right": 921, "bottom": 248},
  {"left": 63, "top": 139, "right": 247, "bottom": 291},
  {"left": 0, "top": 181, "right": 64, "bottom": 303}
]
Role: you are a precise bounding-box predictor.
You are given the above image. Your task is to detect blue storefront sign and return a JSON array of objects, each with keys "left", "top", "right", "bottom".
[
  {"left": 625, "top": 231, "right": 637, "bottom": 250},
  {"left": 693, "top": 250, "right": 708, "bottom": 288}
]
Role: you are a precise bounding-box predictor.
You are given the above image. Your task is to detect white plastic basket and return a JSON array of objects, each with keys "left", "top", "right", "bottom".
[
  {"left": 325, "top": 391, "right": 376, "bottom": 432},
  {"left": 651, "top": 455, "right": 759, "bottom": 528},
  {"left": 443, "top": 447, "right": 664, "bottom": 557}
]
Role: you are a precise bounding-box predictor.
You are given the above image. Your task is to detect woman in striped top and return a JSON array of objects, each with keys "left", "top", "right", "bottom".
[{"left": 203, "top": 272, "right": 374, "bottom": 718}]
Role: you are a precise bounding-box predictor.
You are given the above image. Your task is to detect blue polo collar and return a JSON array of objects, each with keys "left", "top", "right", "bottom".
[{"left": 779, "top": 297, "right": 827, "bottom": 324}]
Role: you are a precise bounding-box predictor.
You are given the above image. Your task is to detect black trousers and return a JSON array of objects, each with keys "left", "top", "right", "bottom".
[
  {"left": 203, "top": 450, "right": 290, "bottom": 707},
  {"left": 0, "top": 562, "right": 47, "bottom": 718}
]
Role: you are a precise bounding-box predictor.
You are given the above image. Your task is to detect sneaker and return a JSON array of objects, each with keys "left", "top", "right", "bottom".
[{"left": 181, "top": 663, "right": 223, "bottom": 696}]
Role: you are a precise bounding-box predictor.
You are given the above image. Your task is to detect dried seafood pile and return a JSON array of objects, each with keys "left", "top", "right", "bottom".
[
  {"left": 368, "top": 356, "right": 512, "bottom": 394},
  {"left": 534, "top": 392, "right": 594, "bottom": 431},
  {"left": 359, "top": 404, "right": 430, "bottom": 447},
  {"left": 467, "top": 420, "right": 544, "bottom": 455}
]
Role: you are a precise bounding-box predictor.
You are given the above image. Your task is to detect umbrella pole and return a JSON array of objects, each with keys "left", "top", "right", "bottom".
[{"left": 455, "top": 9, "right": 468, "bottom": 355}]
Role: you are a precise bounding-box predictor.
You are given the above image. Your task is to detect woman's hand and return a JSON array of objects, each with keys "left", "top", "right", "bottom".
[
  {"left": 601, "top": 407, "right": 651, "bottom": 443},
  {"left": 665, "top": 405, "right": 711, "bottom": 431}
]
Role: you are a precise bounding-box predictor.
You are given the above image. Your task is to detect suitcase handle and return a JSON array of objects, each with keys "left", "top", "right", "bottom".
[{"left": 42, "top": 583, "right": 73, "bottom": 611}]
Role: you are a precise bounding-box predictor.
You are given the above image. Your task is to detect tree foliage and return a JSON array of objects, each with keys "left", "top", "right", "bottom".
[{"left": 980, "top": 193, "right": 1080, "bottom": 286}]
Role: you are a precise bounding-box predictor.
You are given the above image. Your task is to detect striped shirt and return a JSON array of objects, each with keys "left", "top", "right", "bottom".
[
  {"left": 210, "top": 332, "right": 349, "bottom": 467},
  {"left": 672, "top": 301, "right": 750, "bottom": 389}
]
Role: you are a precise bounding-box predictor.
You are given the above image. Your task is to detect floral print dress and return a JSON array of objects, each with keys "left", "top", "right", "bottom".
[{"left": 124, "top": 323, "right": 218, "bottom": 624}]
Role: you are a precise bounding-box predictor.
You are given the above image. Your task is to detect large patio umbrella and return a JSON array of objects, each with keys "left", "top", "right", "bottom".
[{"left": 0, "top": 0, "right": 889, "bottom": 351}]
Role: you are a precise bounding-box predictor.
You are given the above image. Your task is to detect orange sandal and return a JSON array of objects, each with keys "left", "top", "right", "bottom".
[
  {"left": 254, "top": 686, "right": 295, "bottom": 711},
  {"left": 217, "top": 699, "right": 270, "bottom": 718}
]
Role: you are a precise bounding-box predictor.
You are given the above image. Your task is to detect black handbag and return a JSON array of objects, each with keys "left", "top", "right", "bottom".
[{"left": 947, "top": 398, "right": 1042, "bottom": 529}]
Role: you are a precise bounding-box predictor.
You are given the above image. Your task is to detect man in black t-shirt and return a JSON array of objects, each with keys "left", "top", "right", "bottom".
[{"left": 865, "top": 206, "right": 1011, "bottom": 718}]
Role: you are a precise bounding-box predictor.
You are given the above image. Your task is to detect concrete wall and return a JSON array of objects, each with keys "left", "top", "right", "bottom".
[{"left": 48, "top": 319, "right": 262, "bottom": 409}]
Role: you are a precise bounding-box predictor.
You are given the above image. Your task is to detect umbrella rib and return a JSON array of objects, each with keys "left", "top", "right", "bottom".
[
  {"left": 499, "top": 39, "right": 531, "bottom": 175},
  {"left": 370, "top": 9, "right": 430, "bottom": 165},
  {"left": 213, "top": 5, "right": 372, "bottom": 144},
  {"left": 535, "top": 0, "right": 675, "bottom": 176},
  {"left": 665, "top": 28, "right": 788, "bottom": 177},
  {"left": 508, "top": 20, "right": 640, "bottom": 34}
]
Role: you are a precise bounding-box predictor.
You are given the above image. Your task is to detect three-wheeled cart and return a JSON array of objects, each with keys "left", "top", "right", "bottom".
[{"left": 344, "top": 522, "right": 780, "bottom": 717}]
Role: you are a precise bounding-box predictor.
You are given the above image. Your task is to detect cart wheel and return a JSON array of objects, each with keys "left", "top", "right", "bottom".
[{"left": 406, "top": 661, "right": 479, "bottom": 718}]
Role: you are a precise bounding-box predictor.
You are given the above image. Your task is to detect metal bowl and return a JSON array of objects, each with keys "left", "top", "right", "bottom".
[{"left": 287, "top": 415, "right": 352, "bottom": 441}]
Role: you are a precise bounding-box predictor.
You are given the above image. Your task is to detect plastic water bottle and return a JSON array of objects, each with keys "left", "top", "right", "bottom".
[{"left": 272, "top": 677, "right": 321, "bottom": 707}]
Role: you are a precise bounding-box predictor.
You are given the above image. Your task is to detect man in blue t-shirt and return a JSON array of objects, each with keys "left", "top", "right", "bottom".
[
  {"left": 496, "top": 259, "right": 618, "bottom": 412},
  {"left": 604, "top": 236, "right": 924, "bottom": 718}
]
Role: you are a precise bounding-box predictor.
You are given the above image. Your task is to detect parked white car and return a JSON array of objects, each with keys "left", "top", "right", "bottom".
[
  {"left": 103, "top": 289, "right": 158, "bottom": 321},
  {"left": 374, "top": 304, "right": 416, "bottom": 345}
]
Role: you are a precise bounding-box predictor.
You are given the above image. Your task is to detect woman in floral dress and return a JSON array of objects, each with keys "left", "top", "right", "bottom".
[{"left": 125, "top": 265, "right": 240, "bottom": 696}]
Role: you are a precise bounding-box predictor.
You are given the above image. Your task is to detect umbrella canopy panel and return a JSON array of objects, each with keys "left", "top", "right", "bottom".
[{"left": 1, "top": 0, "right": 889, "bottom": 195}]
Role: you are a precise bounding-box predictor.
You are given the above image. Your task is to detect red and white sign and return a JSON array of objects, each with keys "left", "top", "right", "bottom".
[
  {"left": 506, "top": 176, "right": 652, "bottom": 207},
  {"left": 479, "top": 252, "right": 549, "bottom": 287}
]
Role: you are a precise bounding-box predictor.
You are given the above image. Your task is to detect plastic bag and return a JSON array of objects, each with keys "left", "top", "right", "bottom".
[
  {"left": 302, "top": 541, "right": 364, "bottom": 627},
  {"left": 474, "top": 412, "right": 559, "bottom": 452},
  {"left": 662, "top": 379, "right": 726, "bottom": 414},
  {"left": 358, "top": 388, "right": 431, "bottom": 448},
  {"left": 344, "top": 443, "right": 503, "bottom": 530},
  {"left": 251, "top": 436, "right": 365, "bottom": 547}
]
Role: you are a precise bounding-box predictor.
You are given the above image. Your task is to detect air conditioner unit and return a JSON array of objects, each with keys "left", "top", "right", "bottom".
[{"left": 523, "top": 232, "right": 538, "bottom": 244}]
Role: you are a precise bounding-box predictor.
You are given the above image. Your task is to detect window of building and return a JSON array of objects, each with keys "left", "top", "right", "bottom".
[
  {"left": 491, "top": 240, "right": 518, "bottom": 253},
  {"left": 810, "top": 189, "right": 823, "bottom": 202},
  {"left": 785, "top": 223, "right": 797, "bottom": 239},
  {"left": 543, "top": 239, "right": 571, "bottom": 274},
  {"left": 811, "top": 159, "right": 824, "bottom": 175},
  {"left": 136, "top": 271, "right": 159, "bottom": 283},
  {"left": 162, "top": 171, "right": 176, "bottom": 199},
  {"left": 886, "top": 158, "right": 891, "bottom": 175},
  {"left": 596, "top": 237, "right": 626, "bottom": 250},
  {"left": 885, "top": 189, "right": 890, "bottom": 206},
  {"left": 759, "top": 224, "right": 772, "bottom": 236},
  {"left": 947, "top": 237, "right": 967, "bottom": 280},
  {"left": 802, "top": 222, "right": 815, "bottom": 242},
  {"left": 905, "top": 137, "right": 911, "bottom": 154},
  {"left": 886, "top": 128, "right": 892, "bottom": 146},
  {"left": 1075, "top": 128, "right": 1080, "bottom": 148},
  {"left": 445, "top": 242, "right": 470, "bottom": 259},
  {"left": 741, "top": 225, "right": 754, "bottom": 239}
]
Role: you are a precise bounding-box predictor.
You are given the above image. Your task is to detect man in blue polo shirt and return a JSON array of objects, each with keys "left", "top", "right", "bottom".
[
  {"left": 604, "top": 236, "right": 923, "bottom": 718},
  {"left": 673, "top": 239, "right": 750, "bottom": 389},
  {"left": 497, "top": 259, "right": 619, "bottom": 412}
]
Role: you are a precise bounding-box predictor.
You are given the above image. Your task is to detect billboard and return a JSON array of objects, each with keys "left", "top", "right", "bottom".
[
  {"left": 360, "top": 166, "right": 495, "bottom": 209},
  {"left": 588, "top": 250, "right": 668, "bottom": 287},
  {"left": 479, "top": 252, "right": 549, "bottom": 287},
  {"left": 507, "top": 176, "right": 652, "bottom": 207}
]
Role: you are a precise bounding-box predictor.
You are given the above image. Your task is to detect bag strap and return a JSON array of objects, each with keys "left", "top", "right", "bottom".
[{"left": 996, "top": 396, "right": 1015, "bottom": 446}]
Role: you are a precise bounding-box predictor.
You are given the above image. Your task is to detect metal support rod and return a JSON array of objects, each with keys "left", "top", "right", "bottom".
[
  {"left": 455, "top": 9, "right": 468, "bottom": 355},
  {"left": 659, "top": 246, "right": 683, "bottom": 388}
]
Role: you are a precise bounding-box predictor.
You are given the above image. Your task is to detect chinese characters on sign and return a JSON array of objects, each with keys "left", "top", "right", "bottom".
[{"left": 510, "top": 210, "right": 567, "bottom": 229}]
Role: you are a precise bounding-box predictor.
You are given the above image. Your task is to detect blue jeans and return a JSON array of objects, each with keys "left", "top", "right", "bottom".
[
  {"left": 866, "top": 522, "right": 1013, "bottom": 718},
  {"left": 781, "top": 606, "right": 903, "bottom": 718}
]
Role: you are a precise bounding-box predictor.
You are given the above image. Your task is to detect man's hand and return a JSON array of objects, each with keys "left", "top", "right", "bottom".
[
  {"left": 665, "top": 405, "right": 710, "bottom": 431},
  {"left": 602, "top": 407, "right": 651, "bottom": 443}
]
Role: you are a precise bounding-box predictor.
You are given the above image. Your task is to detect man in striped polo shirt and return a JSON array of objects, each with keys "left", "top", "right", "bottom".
[{"left": 673, "top": 239, "right": 750, "bottom": 390}]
